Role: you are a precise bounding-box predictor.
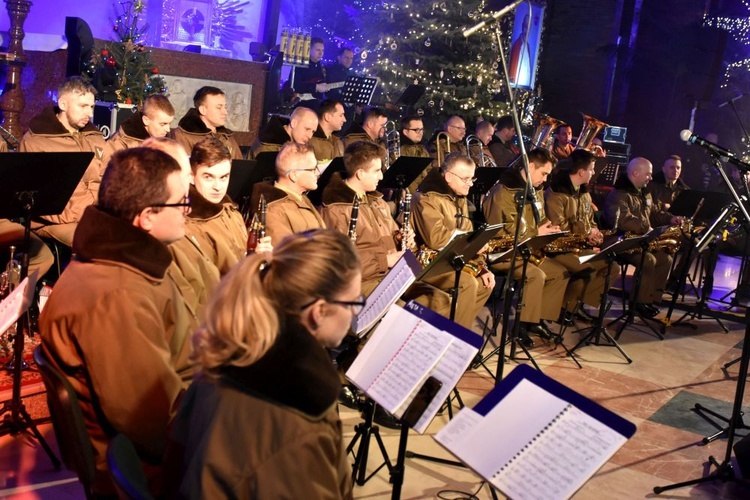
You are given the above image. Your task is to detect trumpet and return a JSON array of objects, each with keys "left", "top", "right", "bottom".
[
  {"left": 384, "top": 120, "right": 400, "bottom": 170},
  {"left": 465, "top": 134, "right": 497, "bottom": 167},
  {"left": 246, "top": 195, "right": 267, "bottom": 253},
  {"left": 435, "top": 131, "right": 451, "bottom": 166},
  {"left": 348, "top": 196, "right": 360, "bottom": 242}
]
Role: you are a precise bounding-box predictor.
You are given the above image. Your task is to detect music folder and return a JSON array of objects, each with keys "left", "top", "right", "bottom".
[
  {"left": 418, "top": 223, "right": 504, "bottom": 281},
  {"left": 378, "top": 156, "right": 433, "bottom": 191},
  {"left": 435, "top": 364, "right": 636, "bottom": 500},
  {"left": 346, "top": 301, "right": 482, "bottom": 434}
]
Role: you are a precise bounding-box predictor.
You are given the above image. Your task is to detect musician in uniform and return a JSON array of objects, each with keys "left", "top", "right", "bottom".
[
  {"left": 251, "top": 106, "right": 318, "bottom": 158},
  {"left": 19, "top": 76, "right": 109, "bottom": 247},
  {"left": 551, "top": 124, "right": 575, "bottom": 160},
  {"left": 648, "top": 155, "right": 689, "bottom": 212},
  {"left": 250, "top": 142, "right": 326, "bottom": 244},
  {"left": 488, "top": 115, "right": 519, "bottom": 167},
  {"left": 325, "top": 47, "right": 355, "bottom": 102},
  {"left": 309, "top": 100, "right": 346, "bottom": 164},
  {"left": 483, "top": 148, "right": 570, "bottom": 344},
  {"left": 399, "top": 115, "right": 433, "bottom": 193},
  {"left": 108, "top": 94, "right": 175, "bottom": 152},
  {"left": 292, "top": 37, "right": 328, "bottom": 109},
  {"left": 428, "top": 115, "right": 468, "bottom": 158},
  {"left": 545, "top": 149, "right": 616, "bottom": 322},
  {"left": 172, "top": 86, "right": 243, "bottom": 160},
  {"left": 604, "top": 157, "right": 682, "bottom": 317},
  {"left": 412, "top": 153, "right": 495, "bottom": 330},
  {"left": 343, "top": 107, "right": 387, "bottom": 147}
]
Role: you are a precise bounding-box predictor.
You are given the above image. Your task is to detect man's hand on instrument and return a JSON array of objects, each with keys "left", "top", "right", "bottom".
[
  {"left": 587, "top": 228, "right": 604, "bottom": 246},
  {"left": 315, "top": 82, "right": 329, "bottom": 93},
  {"left": 537, "top": 221, "right": 561, "bottom": 236},
  {"left": 479, "top": 268, "right": 495, "bottom": 289}
]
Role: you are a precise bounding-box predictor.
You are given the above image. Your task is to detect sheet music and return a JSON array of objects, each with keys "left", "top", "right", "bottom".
[
  {"left": 0, "top": 274, "right": 37, "bottom": 334},
  {"left": 354, "top": 251, "right": 420, "bottom": 336},
  {"left": 436, "top": 377, "right": 630, "bottom": 500}
]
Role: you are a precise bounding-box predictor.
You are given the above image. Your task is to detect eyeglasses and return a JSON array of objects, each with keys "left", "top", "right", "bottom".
[
  {"left": 448, "top": 125, "right": 466, "bottom": 131},
  {"left": 405, "top": 128, "right": 424, "bottom": 133},
  {"left": 300, "top": 293, "right": 367, "bottom": 316},
  {"left": 446, "top": 171, "right": 477, "bottom": 185},
  {"left": 284, "top": 166, "right": 321, "bottom": 176},
  {"left": 150, "top": 195, "right": 191, "bottom": 212}
]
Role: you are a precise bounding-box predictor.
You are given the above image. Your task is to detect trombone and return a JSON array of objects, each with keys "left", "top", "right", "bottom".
[
  {"left": 435, "top": 131, "right": 451, "bottom": 166},
  {"left": 383, "top": 120, "right": 400, "bottom": 170},
  {"left": 465, "top": 134, "right": 497, "bottom": 167}
]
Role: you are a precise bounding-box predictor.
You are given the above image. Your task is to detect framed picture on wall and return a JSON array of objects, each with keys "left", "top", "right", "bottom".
[{"left": 508, "top": 1, "right": 545, "bottom": 90}]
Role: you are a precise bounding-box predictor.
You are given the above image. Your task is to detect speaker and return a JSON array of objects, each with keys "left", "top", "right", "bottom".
[
  {"left": 64, "top": 17, "right": 94, "bottom": 77},
  {"left": 734, "top": 433, "right": 750, "bottom": 479}
]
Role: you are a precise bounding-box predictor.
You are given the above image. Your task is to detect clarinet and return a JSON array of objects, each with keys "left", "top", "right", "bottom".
[
  {"left": 348, "top": 196, "right": 360, "bottom": 242},
  {"left": 246, "top": 195, "right": 267, "bottom": 253},
  {"left": 401, "top": 193, "right": 416, "bottom": 251}
]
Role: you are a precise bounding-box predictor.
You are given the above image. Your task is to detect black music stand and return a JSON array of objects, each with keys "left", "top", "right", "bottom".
[
  {"left": 569, "top": 236, "right": 650, "bottom": 363},
  {"left": 468, "top": 167, "right": 504, "bottom": 223},
  {"left": 607, "top": 226, "right": 672, "bottom": 341},
  {"left": 418, "top": 223, "right": 502, "bottom": 416},
  {"left": 0, "top": 151, "right": 93, "bottom": 469},
  {"left": 379, "top": 156, "right": 432, "bottom": 192},
  {"left": 393, "top": 84, "right": 425, "bottom": 108},
  {"left": 227, "top": 159, "right": 256, "bottom": 218},
  {"left": 340, "top": 75, "right": 379, "bottom": 106},
  {"left": 307, "top": 157, "right": 345, "bottom": 206}
]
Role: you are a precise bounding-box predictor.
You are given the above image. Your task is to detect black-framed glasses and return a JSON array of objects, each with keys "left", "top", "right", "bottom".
[
  {"left": 284, "top": 166, "right": 321, "bottom": 176},
  {"left": 405, "top": 128, "right": 424, "bottom": 133},
  {"left": 150, "top": 195, "right": 191, "bottom": 212},
  {"left": 300, "top": 293, "right": 367, "bottom": 316},
  {"left": 446, "top": 171, "right": 477, "bottom": 185}
]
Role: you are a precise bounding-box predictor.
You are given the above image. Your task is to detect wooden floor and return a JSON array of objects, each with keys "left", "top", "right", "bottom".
[{"left": 3, "top": 255, "right": 750, "bottom": 499}]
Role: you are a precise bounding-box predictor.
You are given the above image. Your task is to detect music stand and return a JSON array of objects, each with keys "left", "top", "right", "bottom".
[
  {"left": 307, "top": 157, "right": 345, "bottom": 206},
  {"left": 340, "top": 75, "right": 379, "bottom": 106},
  {"left": 569, "top": 235, "right": 650, "bottom": 363},
  {"left": 0, "top": 151, "right": 93, "bottom": 469},
  {"left": 393, "top": 84, "right": 425, "bottom": 108},
  {"left": 378, "top": 156, "right": 432, "bottom": 193},
  {"left": 669, "top": 190, "right": 734, "bottom": 221},
  {"left": 227, "top": 159, "right": 256, "bottom": 218},
  {"left": 468, "top": 167, "right": 504, "bottom": 222}
]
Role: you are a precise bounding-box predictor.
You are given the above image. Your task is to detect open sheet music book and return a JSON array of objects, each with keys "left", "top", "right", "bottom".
[
  {"left": 0, "top": 272, "right": 38, "bottom": 334},
  {"left": 346, "top": 301, "right": 481, "bottom": 433},
  {"left": 435, "top": 364, "right": 636, "bottom": 500},
  {"left": 353, "top": 251, "right": 422, "bottom": 337}
]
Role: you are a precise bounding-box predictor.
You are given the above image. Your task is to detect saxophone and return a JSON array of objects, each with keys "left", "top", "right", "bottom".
[
  {"left": 348, "top": 196, "right": 360, "bottom": 242},
  {"left": 545, "top": 196, "right": 601, "bottom": 254},
  {"left": 246, "top": 195, "right": 267, "bottom": 253}
]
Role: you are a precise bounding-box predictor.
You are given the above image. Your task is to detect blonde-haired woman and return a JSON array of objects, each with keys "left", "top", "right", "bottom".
[{"left": 170, "top": 229, "right": 362, "bottom": 499}]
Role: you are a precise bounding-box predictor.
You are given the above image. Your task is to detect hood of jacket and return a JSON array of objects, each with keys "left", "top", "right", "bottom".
[
  {"left": 220, "top": 319, "right": 340, "bottom": 418},
  {"left": 178, "top": 108, "right": 235, "bottom": 136},
  {"left": 258, "top": 115, "right": 292, "bottom": 144},
  {"left": 418, "top": 167, "right": 458, "bottom": 197},
  {"left": 119, "top": 111, "right": 150, "bottom": 140},
  {"left": 28, "top": 106, "right": 101, "bottom": 136},
  {"left": 547, "top": 167, "right": 589, "bottom": 195},
  {"left": 186, "top": 184, "right": 232, "bottom": 219},
  {"left": 73, "top": 205, "right": 172, "bottom": 279}
]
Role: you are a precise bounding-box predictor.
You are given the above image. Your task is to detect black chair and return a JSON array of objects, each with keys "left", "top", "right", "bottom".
[
  {"left": 33, "top": 346, "right": 96, "bottom": 499},
  {"left": 107, "top": 434, "right": 154, "bottom": 500}
]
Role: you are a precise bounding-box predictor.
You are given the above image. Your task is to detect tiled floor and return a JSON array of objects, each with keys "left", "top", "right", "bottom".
[{"left": 3, "top": 255, "right": 750, "bottom": 498}]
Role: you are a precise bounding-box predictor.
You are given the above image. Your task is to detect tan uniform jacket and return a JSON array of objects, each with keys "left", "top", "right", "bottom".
[
  {"left": 320, "top": 173, "right": 398, "bottom": 284},
  {"left": 544, "top": 169, "right": 597, "bottom": 235},
  {"left": 604, "top": 175, "right": 674, "bottom": 234},
  {"left": 251, "top": 181, "right": 326, "bottom": 244},
  {"left": 309, "top": 125, "right": 345, "bottom": 163},
  {"left": 427, "top": 134, "right": 468, "bottom": 161},
  {"left": 171, "top": 322, "right": 352, "bottom": 499},
  {"left": 342, "top": 124, "right": 378, "bottom": 149},
  {"left": 39, "top": 206, "right": 196, "bottom": 495},
  {"left": 107, "top": 110, "right": 150, "bottom": 153},
  {"left": 483, "top": 167, "right": 547, "bottom": 238},
  {"left": 168, "top": 234, "right": 221, "bottom": 320},
  {"left": 172, "top": 108, "right": 243, "bottom": 159},
  {"left": 19, "top": 106, "right": 108, "bottom": 224},
  {"left": 647, "top": 171, "right": 690, "bottom": 213},
  {"left": 249, "top": 115, "right": 291, "bottom": 159},
  {"left": 185, "top": 185, "right": 248, "bottom": 275}
]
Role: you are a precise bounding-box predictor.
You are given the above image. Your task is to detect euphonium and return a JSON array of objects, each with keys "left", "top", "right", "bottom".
[
  {"left": 246, "top": 195, "right": 267, "bottom": 253},
  {"left": 575, "top": 113, "right": 609, "bottom": 152},
  {"left": 348, "top": 196, "right": 360, "bottom": 242},
  {"left": 384, "top": 120, "right": 400, "bottom": 170},
  {"left": 435, "top": 131, "right": 451, "bottom": 166},
  {"left": 465, "top": 134, "right": 497, "bottom": 167},
  {"left": 530, "top": 112, "right": 566, "bottom": 150}
]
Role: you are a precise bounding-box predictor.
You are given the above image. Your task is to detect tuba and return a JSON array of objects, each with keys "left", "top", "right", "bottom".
[
  {"left": 435, "top": 131, "right": 451, "bottom": 166},
  {"left": 465, "top": 134, "right": 497, "bottom": 167},
  {"left": 530, "top": 112, "right": 566, "bottom": 150},
  {"left": 575, "top": 113, "right": 609, "bottom": 153},
  {"left": 383, "top": 120, "right": 400, "bottom": 170}
]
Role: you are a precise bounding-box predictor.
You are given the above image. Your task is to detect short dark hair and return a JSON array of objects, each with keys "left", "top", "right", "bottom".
[
  {"left": 58, "top": 76, "right": 96, "bottom": 98},
  {"left": 190, "top": 137, "right": 231, "bottom": 174},
  {"left": 568, "top": 149, "right": 595, "bottom": 175},
  {"left": 318, "top": 99, "right": 343, "bottom": 119},
  {"left": 363, "top": 107, "right": 387, "bottom": 125},
  {"left": 495, "top": 115, "right": 514, "bottom": 131},
  {"left": 555, "top": 124, "right": 572, "bottom": 135},
  {"left": 193, "top": 86, "right": 225, "bottom": 108},
  {"left": 527, "top": 148, "right": 557, "bottom": 168},
  {"left": 343, "top": 141, "right": 385, "bottom": 177},
  {"left": 310, "top": 37, "right": 325, "bottom": 47},
  {"left": 440, "top": 152, "right": 475, "bottom": 173},
  {"left": 98, "top": 148, "right": 181, "bottom": 222},
  {"left": 338, "top": 47, "right": 353, "bottom": 56},
  {"left": 142, "top": 94, "right": 175, "bottom": 116},
  {"left": 401, "top": 114, "right": 422, "bottom": 130},
  {"left": 663, "top": 154, "right": 682, "bottom": 165}
]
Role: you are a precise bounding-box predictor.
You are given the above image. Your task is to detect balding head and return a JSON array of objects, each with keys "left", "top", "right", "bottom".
[
  {"left": 445, "top": 116, "right": 466, "bottom": 143},
  {"left": 288, "top": 107, "right": 318, "bottom": 144},
  {"left": 626, "top": 157, "right": 653, "bottom": 189}
]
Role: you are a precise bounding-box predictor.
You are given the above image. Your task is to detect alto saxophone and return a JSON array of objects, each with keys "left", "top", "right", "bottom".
[
  {"left": 246, "top": 194, "right": 267, "bottom": 253},
  {"left": 348, "top": 196, "right": 360, "bottom": 242}
]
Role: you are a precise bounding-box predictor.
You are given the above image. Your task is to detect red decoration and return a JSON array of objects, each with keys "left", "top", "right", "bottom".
[
  {"left": 106, "top": 58, "right": 116, "bottom": 67},
  {"left": 101, "top": 49, "right": 109, "bottom": 57},
  {"left": 125, "top": 99, "right": 132, "bottom": 104},
  {"left": 152, "top": 67, "right": 159, "bottom": 74}
]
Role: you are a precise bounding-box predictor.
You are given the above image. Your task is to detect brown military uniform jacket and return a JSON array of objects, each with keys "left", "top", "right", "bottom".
[
  {"left": 249, "top": 115, "right": 291, "bottom": 159},
  {"left": 483, "top": 167, "right": 547, "bottom": 238},
  {"left": 250, "top": 181, "right": 326, "bottom": 244},
  {"left": 167, "top": 234, "right": 221, "bottom": 320},
  {"left": 20, "top": 106, "right": 108, "bottom": 224},
  {"left": 342, "top": 123, "right": 378, "bottom": 149},
  {"left": 172, "top": 108, "right": 243, "bottom": 159},
  {"left": 309, "top": 125, "right": 345, "bottom": 163},
  {"left": 604, "top": 175, "right": 674, "bottom": 234},
  {"left": 427, "top": 133, "right": 468, "bottom": 162},
  {"left": 647, "top": 171, "right": 689, "bottom": 213},
  {"left": 107, "top": 111, "right": 151, "bottom": 152},
  {"left": 544, "top": 168, "right": 598, "bottom": 235},
  {"left": 185, "top": 185, "right": 248, "bottom": 275},
  {"left": 39, "top": 206, "right": 196, "bottom": 495},
  {"left": 487, "top": 135, "right": 519, "bottom": 167},
  {"left": 320, "top": 173, "right": 398, "bottom": 286}
]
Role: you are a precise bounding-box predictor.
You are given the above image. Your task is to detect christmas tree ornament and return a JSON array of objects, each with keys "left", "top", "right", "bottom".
[{"left": 424, "top": 38, "right": 432, "bottom": 47}]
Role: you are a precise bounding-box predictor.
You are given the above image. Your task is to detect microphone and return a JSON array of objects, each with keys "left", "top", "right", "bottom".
[
  {"left": 463, "top": 0, "right": 525, "bottom": 38},
  {"left": 680, "top": 129, "right": 750, "bottom": 172}
]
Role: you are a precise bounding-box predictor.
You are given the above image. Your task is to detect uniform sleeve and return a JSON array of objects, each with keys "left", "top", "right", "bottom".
[
  {"left": 604, "top": 190, "right": 649, "bottom": 234},
  {"left": 413, "top": 194, "right": 455, "bottom": 250},
  {"left": 545, "top": 191, "right": 570, "bottom": 231},
  {"left": 265, "top": 204, "right": 295, "bottom": 244}
]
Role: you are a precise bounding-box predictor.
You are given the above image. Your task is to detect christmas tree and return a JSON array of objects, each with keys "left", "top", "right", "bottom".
[
  {"left": 355, "top": 0, "right": 515, "bottom": 121},
  {"left": 84, "top": 0, "right": 167, "bottom": 105}
]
